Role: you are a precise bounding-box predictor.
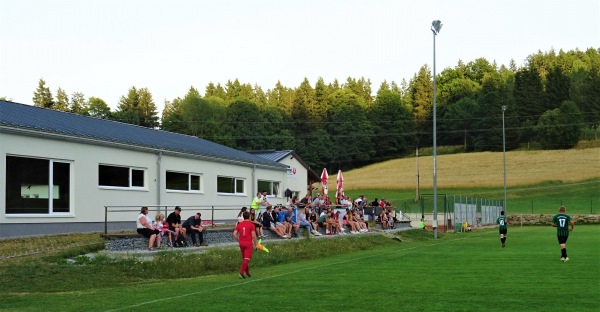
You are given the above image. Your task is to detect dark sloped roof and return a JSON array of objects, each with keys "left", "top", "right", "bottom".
[
  {"left": 248, "top": 150, "right": 320, "bottom": 182},
  {"left": 0, "top": 100, "right": 285, "bottom": 169},
  {"left": 248, "top": 150, "right": 293, "bottom": 162}
]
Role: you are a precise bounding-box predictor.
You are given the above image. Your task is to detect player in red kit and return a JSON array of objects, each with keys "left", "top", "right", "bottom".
[{"left": 233, "top": 211, "right": 258, "bottom": 279}]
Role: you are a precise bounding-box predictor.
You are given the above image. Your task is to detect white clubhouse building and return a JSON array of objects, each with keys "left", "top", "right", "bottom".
[{"left": 0, "top": 100, "right": 314, "bottom": 238}]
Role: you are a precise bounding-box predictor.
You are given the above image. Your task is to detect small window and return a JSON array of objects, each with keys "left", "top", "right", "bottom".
[
  {"left": 131, "top": 169, "right": 144, "bottom": 187},
  {"left": 257, "top": 180, "right": 281, "bottom": 197},
  {"left": 166, "top": 171, "right": 202, "bottom": 192},
  {"left": 217, "top": 176, "right": 245, "bottom": 195},
  {"left": 99, "top": 164, "right": 146, "bottom": 189}
]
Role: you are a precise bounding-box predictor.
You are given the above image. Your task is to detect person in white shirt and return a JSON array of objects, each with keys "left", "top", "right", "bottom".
[
  {"left": 341, "top": 196, "right": 352, "bottom": 209},
  {"left": 136, "top": 206, "right": 161, "bottom": 251}
]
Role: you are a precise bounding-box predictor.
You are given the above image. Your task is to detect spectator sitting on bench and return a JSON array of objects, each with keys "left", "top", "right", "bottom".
[
  {"left": 298, "top": 207, "right": 322, "bottom": 236},
  {"left": 324, "top": 196, "right": 332, "bottom": 208},
  {"left": 137, "top": 207, "right": 161, "bottom": 251},
  {"left": 356, "top": 209, "right": 369, "bottom": 231},
  {"left": 285, "top": 206, "right": 300, "bottom": 237},
  {"left": 183, "top": 212, "right": 207, "bottom": 247},
  {"left": 327, "top": 210, "right": 342, "bottom": 235},
  {"left": 377, "top": 208, "right": 384, "bottom": 228},
  {"left": 250, "top": 208, "right": 264, "bottom": 238},
  {"left": 261, "top": 206, "right": 286, "bottom": 238},
  {"left": 167, "top": 206, "right": 187, "bottom": 244},
  {"left": 272, "top": 206, "right": 291, "bottom": 239},
  {"left": 276, "top": 205, "right": 292, "bottom": 237},
  {"left": 308, "top": 208, "right": 319, "bottom": 233},
  {"left": 334, "top": 210, "right": 345, "bottom": 234},
  {"left": 343, "top": 208, "right": 360, "bottom": 234},
  {"left": 340, "top": 196, "right": 352, "bottom": 210},
  {"left": 237, "top": 207, "right": 247, "bottom": 224},
  {"left": 379, "top": 208, "right": 389, "bottom": 229},
  {"left": 386, "top": 210, "right": 396, "bottom": 229},
  {"left": 298, "top": 194, "right": 311, "bottom": 210},
  {"left": 286, "top": 195, "right": 299, "bottom": 208},
  {"left": 312, "top": 194, "right": 325, "bottom": 214},
  {"left": 352, "top": 209, "right": 369, "bottom": 232},
  {"left": 354, "top": 195, "right": 365, "bottom": 208},
  {"left": 317, "top": 209, "right": 332, "bottom": 235},
  {"left": 155, "top": 213, "right": 173, "bottom": 247}
]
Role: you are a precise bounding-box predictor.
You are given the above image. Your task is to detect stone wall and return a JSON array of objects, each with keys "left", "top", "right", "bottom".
[
  {"left": 508, "top": 214, "right": 600, "bottom": 225},
  {"left": 104, "top": 221, "right": 412, "bottom": 251}
]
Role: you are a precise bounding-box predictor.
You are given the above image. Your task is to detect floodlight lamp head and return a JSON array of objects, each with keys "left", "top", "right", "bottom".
[
  {"left": 502, "top": 105, "right": 507, "bottom": 111},
  {"left": 431, "top": 20, "right": 442, "bottom": 35}
]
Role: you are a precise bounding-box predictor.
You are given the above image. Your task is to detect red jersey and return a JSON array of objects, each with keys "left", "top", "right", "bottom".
[{"left": 235, "top": 220, "right": 256, "bottom": 245}]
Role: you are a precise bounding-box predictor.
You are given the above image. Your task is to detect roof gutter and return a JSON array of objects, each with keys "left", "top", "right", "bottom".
[{"left": 157, "top": 151, "right": 162, "bottom": 206}]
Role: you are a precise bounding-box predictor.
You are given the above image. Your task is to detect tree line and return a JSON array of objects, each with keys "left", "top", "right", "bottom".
[{"left": 27, "top": 47, "right": 600, "bottom": 171}]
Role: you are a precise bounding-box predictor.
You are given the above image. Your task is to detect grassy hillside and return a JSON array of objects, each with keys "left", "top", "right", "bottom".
[
  {"left": 338, "top": 148, "right": 599, "bottom": 214},
  {"left": 343, "top": 147, "right": 600, "bottom": 190}
]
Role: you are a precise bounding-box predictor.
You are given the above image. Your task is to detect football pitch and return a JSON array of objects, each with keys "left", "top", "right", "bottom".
[{"left": 5, "top": 226, "right": 600, "bottom": 311}]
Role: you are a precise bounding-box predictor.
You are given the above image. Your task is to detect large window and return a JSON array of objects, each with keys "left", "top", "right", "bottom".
[
  {"left": 5, "top": 155, "right": 71, "bottom": 214},
  {"left": 217, "top": 176, "right": 245, "bottom": 195},
  {"left": 166, "top": 171, "right": 202, "bottom": 192},
  {"left": 257, "top": 180, "right": 280, "bottom": 197},
  {"left": 99, "top": 164, "right": 145, "bottom": 189}
]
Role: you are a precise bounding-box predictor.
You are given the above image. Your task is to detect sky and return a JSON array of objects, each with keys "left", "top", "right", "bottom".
[{"left": 1, "top": 0, "right": 598, "bottom": 114}]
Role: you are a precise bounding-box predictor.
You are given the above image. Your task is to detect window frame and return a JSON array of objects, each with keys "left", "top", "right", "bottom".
[
  {"left": 165, "top": 170, "right": 203, "bottom": 193},
  {"left": 98, "top": 164, "right": 147, "bottom": 191},
  {"left": 216, "top": 176, "right": 246, "bottom": 196},
  {"left": 257, "top": 179, "right": 281, "bottom": 198},
  {"left": 5, "top": 154, "right": 73, "bottom": 216}
]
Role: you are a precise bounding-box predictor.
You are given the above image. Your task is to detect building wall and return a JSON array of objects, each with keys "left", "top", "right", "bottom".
[
  {"left": 278, "top": 155, "right": 309, "bottom": 198},
  {"left": 0, "top": 132, "right": 288, "bottom": 234}
]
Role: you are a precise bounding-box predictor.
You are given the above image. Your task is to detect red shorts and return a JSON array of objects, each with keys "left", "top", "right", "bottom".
[{"left": 239, "top": 242, "right": 253, "bottom": 259}]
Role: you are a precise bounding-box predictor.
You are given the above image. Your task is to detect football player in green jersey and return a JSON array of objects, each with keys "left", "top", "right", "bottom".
[
  {"left": 496, "top": 211, "right": 508, "bottom": 248},
  {"left": 551, "top": 206, "right": 574, "bottom": 262}
]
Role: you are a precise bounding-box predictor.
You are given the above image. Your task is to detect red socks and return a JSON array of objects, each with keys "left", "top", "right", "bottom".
[{"left": 240, "top": 259, "right": 249, "bottom": 275}]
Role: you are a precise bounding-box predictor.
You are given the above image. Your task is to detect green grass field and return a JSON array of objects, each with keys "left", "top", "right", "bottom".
[
  {"left": 344, "top": 180, "right": 600, "bottom": 215},
  {"left": 1, "top": 226, "right": 598, "bottom": 311}
]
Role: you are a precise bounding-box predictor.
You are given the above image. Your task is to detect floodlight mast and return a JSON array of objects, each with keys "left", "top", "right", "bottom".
[
  {"left": 502, "top": 105, "right": 507, "bottom": 213},
  {"left": 432, "top": 20, "right": 442, "bottom": 35},
  {"left": 431, "top": 20, "right": 442, "bottom": 239}
]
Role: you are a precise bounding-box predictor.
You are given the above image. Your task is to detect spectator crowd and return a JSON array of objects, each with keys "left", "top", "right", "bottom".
[{"left": 135, "top": 193, "right": 399, "bottom": 250}]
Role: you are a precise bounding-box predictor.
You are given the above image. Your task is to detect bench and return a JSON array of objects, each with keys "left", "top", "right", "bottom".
[
  {"left": 375, "top": 220, "right": 411, "bottom": 230},
  {"left": 102, "top": 226, "right": 235, "bottom": 251}
]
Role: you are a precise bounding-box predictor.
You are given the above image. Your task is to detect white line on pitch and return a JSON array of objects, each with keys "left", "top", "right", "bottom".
[{"left": 105, "top": 234, "right": 481, "bottom": 312}]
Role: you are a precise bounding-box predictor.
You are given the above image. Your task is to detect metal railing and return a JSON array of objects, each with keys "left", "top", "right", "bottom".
[
  {"left": 103, "top": 205, "right": 245, "bottom": 235},
  {"left": 103, "top": 204, "right": 393, "bottom": 235}
]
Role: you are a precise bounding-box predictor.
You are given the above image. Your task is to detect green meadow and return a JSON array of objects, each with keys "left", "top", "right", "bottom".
[
  {"left": 341, "top": 147, "right": 599, "bottom": 215},
  {"left": 1, "top": 226, "right": 598, "bottom": 311},
  {"left": 344, "top": 180, "right": 600, "bottom": 215}
]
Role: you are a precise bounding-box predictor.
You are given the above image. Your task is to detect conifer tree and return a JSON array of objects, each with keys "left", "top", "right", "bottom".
[{"left": 32, "top": 78, "right": 54, "bottom": 108}]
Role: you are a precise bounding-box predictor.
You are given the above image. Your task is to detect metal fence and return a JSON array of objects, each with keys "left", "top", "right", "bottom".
[
  {"left": 103, "top": 205, "right": 245, "bottom": 235},
  {"left": 420, "top": 194, "right": 504, "bottom": 232},
  {"left": 103, "top": 204, "right": 402, "bottom": 235}
]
